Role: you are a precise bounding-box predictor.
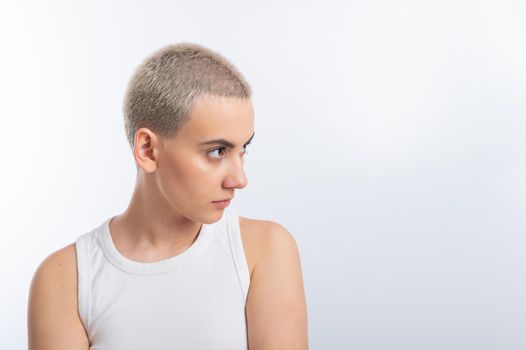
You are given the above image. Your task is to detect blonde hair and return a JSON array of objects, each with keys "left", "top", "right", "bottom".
[{"left": 123, "top": 43, "right": 252, "bottom": 150}]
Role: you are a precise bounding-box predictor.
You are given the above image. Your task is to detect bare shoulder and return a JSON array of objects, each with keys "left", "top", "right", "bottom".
[
  {"left": 240, "top": 217, "right": 308, "bottom": 349},
  {"left": 238, "top": 216, "right": 268, "bottom": 277},
  {"left": 238, "top": 216, "right": 297, "bottom": 277},
  {"left": 28, "top": 243, "right": 89, "bottom": 349},
  {"left": 35, "top": 242, "right": 77, "bottom": 273},
  {"left": 30, "top": 243, "right": 78, "bottom": 291},
  {"left": 29, "top": 243, "right": 78, "bottom": 301}
]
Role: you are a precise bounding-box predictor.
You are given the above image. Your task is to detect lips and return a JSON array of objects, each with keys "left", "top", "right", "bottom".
[{"left": 213, "top": 197, "right": 233, "bottom": 202}]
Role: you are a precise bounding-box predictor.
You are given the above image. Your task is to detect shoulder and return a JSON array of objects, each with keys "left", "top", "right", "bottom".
[
  {"left": 28, "top": 243, "right": 89, "bottom": 349},
  {"left": 238, "top": 216, "right": 298, "bottom": 277},
  {"left": 30, "top": 242, "right": 78, "bottom": 290},
  {"left": 28, "top": 242, "right": 79, "bottom": 313},
  {"left": 239, "top": 217, "right": 309, "bottom": 349},
  {"left": 239, "top": 216, "right": 298, "bottom": 249}
]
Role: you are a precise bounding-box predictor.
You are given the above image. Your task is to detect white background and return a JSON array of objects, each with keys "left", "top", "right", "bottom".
[{"left": 2, "top": 0, "right": 525, "bottom": 348}]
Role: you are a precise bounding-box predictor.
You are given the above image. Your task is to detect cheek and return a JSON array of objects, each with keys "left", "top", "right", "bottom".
[
  {"left": 164, "top": 156, "right": 218, "bottom": 198},
  {"left": 183, "top": 157, "right": 215, "bottom": 182}
]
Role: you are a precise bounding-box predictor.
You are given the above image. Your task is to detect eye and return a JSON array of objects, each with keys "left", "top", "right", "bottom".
[
  {"left": 242, "top": 143, "right": 249, "bottom": 155},
  {"left": 208, "top": 142, "right": 251, "bottom": 160},
  {"left": 242, "top": 141, "right": 252, "bottom": 155},
  {"left": 208, "top": 147, "right": 226, "bottom": 160}
]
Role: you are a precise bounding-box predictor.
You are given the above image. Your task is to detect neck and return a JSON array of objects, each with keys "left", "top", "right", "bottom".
[{"left": 111, "top": 175, "right": 202, "bottom": 251}]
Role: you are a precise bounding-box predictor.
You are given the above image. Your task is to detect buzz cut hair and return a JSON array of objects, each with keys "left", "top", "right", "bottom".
[{"left": 123, "top": 42, "right": 252, "bottom": 151}]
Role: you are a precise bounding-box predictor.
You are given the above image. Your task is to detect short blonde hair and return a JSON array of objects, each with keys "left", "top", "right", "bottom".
[{"left": 123, "top": 43, "right": 252, "bottom": 150}]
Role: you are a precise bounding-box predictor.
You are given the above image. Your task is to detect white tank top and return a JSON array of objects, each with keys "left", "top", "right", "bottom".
[{"left": 75, "top": 209, "right": 250, "bottom": 349}]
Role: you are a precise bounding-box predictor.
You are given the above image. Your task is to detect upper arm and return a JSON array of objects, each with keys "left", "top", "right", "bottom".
[
  {"left": 28, "top": 243, "right": 89, "bottom": 350},
  {"left": 246, "top": 221, "right": 309, "bottom": 350}
]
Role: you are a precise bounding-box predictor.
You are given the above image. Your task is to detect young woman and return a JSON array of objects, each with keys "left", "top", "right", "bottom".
[{"left": 28, "top": 43, "right": 308, "bottom": 349}]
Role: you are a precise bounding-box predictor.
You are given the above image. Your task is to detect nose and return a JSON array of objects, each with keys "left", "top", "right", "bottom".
[{"left": 224, "top": 156, "right": 248, "bottom": 190}]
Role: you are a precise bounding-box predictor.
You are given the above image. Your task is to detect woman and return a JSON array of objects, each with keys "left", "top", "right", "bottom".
[{"left": 28, "top": 43, "right": 308, "bottom": 349}]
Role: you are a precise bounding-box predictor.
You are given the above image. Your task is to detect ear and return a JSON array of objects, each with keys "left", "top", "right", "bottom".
[{"left": 133, "top": 128, "right": 160, "bottom": 173}]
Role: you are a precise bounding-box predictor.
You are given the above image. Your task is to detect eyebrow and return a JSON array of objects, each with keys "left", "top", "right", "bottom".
[{"left": 199, "top": 131, "right": 255, "bottom": 148}]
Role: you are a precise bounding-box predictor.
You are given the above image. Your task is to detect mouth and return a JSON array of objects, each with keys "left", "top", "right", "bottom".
[
  {"left": 212, "top": 196, "right": 233, "bottom": 203},
  {"left": 212, "top": 198, "right": 231, "bottom": 209}
]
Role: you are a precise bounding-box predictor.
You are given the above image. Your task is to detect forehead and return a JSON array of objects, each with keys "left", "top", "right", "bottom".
[{"left": 180, "top": 95, "right": 254, "bottom": 142}]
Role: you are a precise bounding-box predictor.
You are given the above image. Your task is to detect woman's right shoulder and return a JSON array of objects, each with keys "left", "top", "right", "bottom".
[
  {"left": 28, "top": 243, "right": 89, "bottom": 349},
  {"left": 32, "top": 242, "right": 78, "bottom": 282},
  {"left": 28, "top": 242, "right": 79, "bottom": 312}
]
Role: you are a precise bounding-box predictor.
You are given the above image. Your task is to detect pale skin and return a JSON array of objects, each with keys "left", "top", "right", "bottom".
[{"left": 27, "top": 94, "right": 309, "bottom": 349}]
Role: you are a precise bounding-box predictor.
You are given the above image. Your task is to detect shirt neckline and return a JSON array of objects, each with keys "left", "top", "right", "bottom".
[{"left": 97, "top": 214, "right": 218, "bottom": 275}]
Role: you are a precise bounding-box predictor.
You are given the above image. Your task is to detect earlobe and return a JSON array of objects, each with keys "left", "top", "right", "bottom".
[{"left": 135, "top": 149, "right": 157, "bottom": 173}]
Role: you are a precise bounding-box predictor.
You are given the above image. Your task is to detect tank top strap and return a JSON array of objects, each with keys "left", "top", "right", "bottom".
[
  {"left": 75, "top": 230, "right": 94, "bottom": 335},
  {"left": 225, "top": 209, "right": 251, "bottom": 303}
]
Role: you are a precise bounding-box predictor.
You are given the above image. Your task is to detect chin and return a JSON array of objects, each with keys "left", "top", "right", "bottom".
[{"left": 202, "top": 210, "right": 226, "bottom": 225}]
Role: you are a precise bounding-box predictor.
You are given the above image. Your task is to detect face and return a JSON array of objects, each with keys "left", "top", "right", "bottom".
[{"left": 137, "top": 94, "right": 255, "bottom": 224}]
